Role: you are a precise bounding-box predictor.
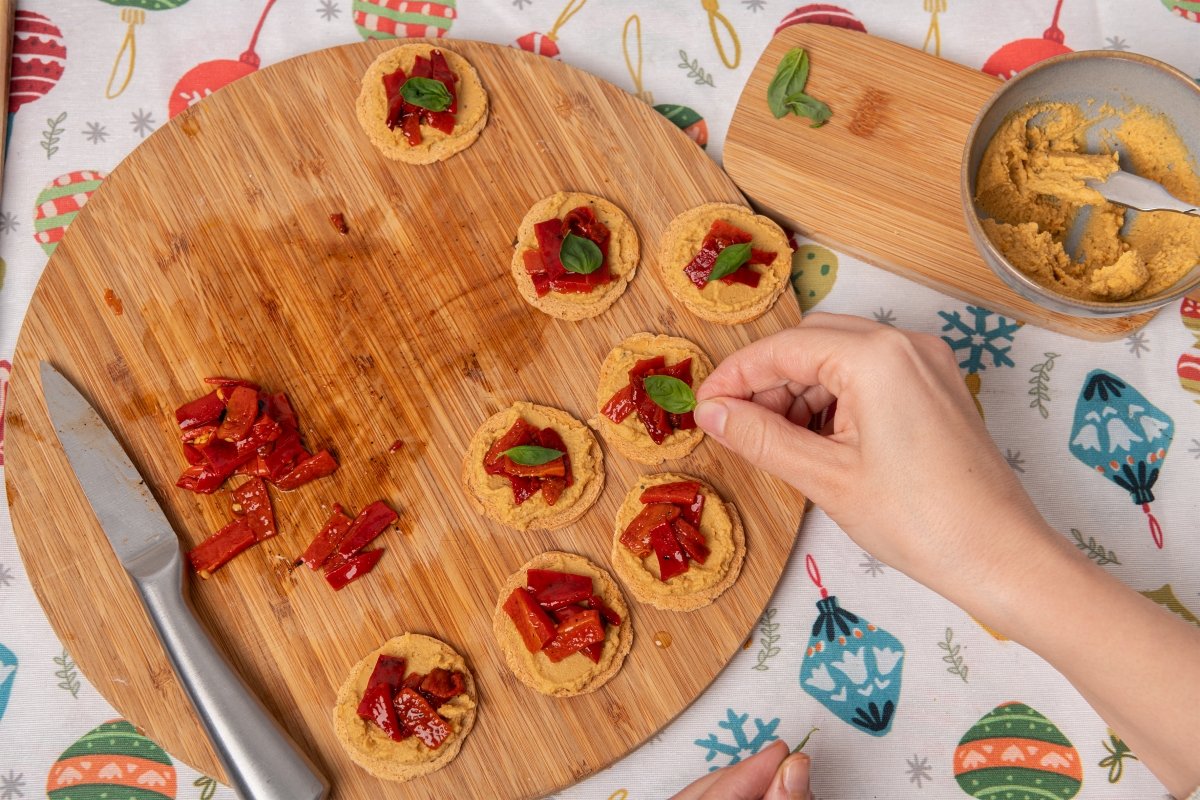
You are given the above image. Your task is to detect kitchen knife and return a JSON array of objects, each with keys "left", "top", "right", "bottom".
[{"left": 40, "top": 361, "right": 329, "bottom": 800}]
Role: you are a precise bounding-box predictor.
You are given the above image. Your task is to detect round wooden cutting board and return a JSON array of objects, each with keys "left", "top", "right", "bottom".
[{"left": 5, "top": 39, "right": 805, "bottom": 798}]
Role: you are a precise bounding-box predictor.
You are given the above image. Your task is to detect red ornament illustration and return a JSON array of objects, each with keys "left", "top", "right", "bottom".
[
  {"left": 982, "top": 0, "right": 1071, "bottom": 80},
  {"left": 775, "top": 4, "right": 867, "bottom": 35},
  {"left": 1161, "top": 0, "right": 1200, "bottom": 23},
  {"left": 9, "top": 10, "right": 67, "bottom": 115},
  {"left": 168, "top": 0, "right": 278, "bottom": 118},
  {"left": 353, "top": 0, "right": 456, "bottom": 40},
  {"left": 516, "top": 0, "right": 588, "bottom": 59}
]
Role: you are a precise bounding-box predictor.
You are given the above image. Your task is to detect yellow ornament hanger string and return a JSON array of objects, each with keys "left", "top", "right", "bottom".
[
  {"left": 546, "top": 0, "right": 588, "bottom": 46},
  {"left": 622, "top": 14, "right": 653, "bottom": 105},
  {"left": 105, "top": 8, "right": 146, "bottom": 100},
  {"left": 701, "top": 0, "right": 741, "bottom": 69}
]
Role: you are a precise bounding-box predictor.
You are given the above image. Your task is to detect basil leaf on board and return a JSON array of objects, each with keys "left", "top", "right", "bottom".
[
  {"left": 501, "top": 445, "right": 565, "bottom": 465},
  {"left": 400, "top": 77, "right": 452, "bottom": 112},
  {"left": 708, "top": 242, "right": 752, "bottom": 282},
  {"left": 767, "top": 47, "right": 809, "bottom": 119},
  {"left": 785, "top": 92, "right": 832, "bottom": 128},
  {"left": 559, "top": 232, "right": 604, "bottom": 274},
  {"left": 644, "top": 375, "right": 697, "bottom": 414}
]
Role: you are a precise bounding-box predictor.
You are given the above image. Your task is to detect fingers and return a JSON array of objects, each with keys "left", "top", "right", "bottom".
[
  {"left": 695, "top": 396, "right": 847, "bottom": 499},
  {"left": 671, "top": 741, "right": 789, "bottom": 800},
  {"left": 696, "top": 326, "right": 857, "bottom": 403},
  {"left": 764, "top": 752, "right": 814, "bottom": 800}
]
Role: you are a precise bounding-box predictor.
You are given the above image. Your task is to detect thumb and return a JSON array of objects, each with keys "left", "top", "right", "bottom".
[
  {"left": 765, "top": 752, "right": 814, "bottom": 800},
  {"left": 695, "top": 397, "right": 845, "bottom": 499}
]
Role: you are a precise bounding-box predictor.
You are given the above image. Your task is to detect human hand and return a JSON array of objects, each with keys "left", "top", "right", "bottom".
[
  {"left": 694, "top": 313, "right": 1054, "bottom": 592},
  {"left": 672, "top": 741, "right": 813, "bottom": 800}
]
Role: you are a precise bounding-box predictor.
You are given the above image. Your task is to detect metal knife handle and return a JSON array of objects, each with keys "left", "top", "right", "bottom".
[{"left": 133, "top": 541, "right": 328, "bottom": 800}]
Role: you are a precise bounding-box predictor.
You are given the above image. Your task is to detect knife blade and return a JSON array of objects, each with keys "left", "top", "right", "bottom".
[{"left": 40, "top": 361, "right": 328, "bottom": 800}]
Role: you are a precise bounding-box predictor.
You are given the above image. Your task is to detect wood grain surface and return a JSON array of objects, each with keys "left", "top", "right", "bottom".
[
  {"left": 724, "top": 25, "right": 1156, "bottom": 341},
  {"left": 4, "top": 40, "right": 805, "bottom": 798}
]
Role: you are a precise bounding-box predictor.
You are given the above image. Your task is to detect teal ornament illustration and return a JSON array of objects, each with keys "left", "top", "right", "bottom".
[
  {"left": 1069, "top": 370, "right": 1174, "bottom": 548},
  {"left": 0, "top": 643, "right": 16, "bottom": 723},
  {"left": 798, "top": 556, "right": 903, "bottom": 736}
]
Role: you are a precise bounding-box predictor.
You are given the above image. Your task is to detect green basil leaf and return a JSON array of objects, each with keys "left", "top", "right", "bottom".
[
  {"left": 400, "top": 77, "right": 452, "bottom": 112},
  {"left": 784, "top": 92, "right": 833, "bottom": 128},
  {"left": 644, "top": 375, "right": 697, "bottom": 414},
  {"left": 708, "top": 242, "right": 752, "bottom": 282},
  {"left": 501, "top": 445, "right": 564, "bottom": 466},
  {"left": 559, "top": 232, "right": 604, "bottom": 274},
  {"left": 767, "top": 47, "right": 809, "bottom": 119}
]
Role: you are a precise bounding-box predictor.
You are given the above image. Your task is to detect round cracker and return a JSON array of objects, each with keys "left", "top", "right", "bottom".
[
  {"left": 510, "top": 192, "right": 640, "bottom": 320},
  {"left": 658, "top": 202, "right": 792, "bottom": 324},
  {"left": 332, "top": 633, "right": 477, "bottom": 782},
  {"left": 492, "top": 551, "right": 633, "bottom": 697},
  {"left": 591, "top": 333, "right": 713, "bottom": 465},
  {"left": 355, "top": 44, "right": 489, "bottom": 164},
  {"left": 462, "top": 401, "right": 604, "bottom": 531},
  {"left": 611, "top": 473, "right": 745, "bottom": 611}
]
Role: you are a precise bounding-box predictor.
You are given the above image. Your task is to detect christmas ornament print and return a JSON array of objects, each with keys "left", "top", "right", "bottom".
[
  {"left": 9, "top": 10, "right": 67, "bottom": 115},
  {"left": 0, "top": 359, "right": 10, "bottom": 466},
  {"left": 790, "top": 242, "right": 838, "bottom": 312},
  {"left": 798, "top": 556, "right": 904, "bottom": 736},
  {"left": 1069, "top": 370, "right": 1174, "bottom": 548},
  {"left": 46, "top": 719, "right": 177, "bottom": 800},
  {"left": 98, "top": 0, "right": 193, "bottom": 99},
  {"left": 0, "top": 642, "right": 16, "bottom": 723},
  {"left": 1178, "top": 296, "right": 1200, "bottom": 400},
  {"left": 1161, "top": 0, "right": 1200, "bottom": 22},
  {"left": 954, "top": 703, "right": 1082, "bottom": 799},
  {"left": 655, "top": 105, "right": 708, "bottom": 148},
  {"left": 33, "top": 171, "right": 107, "bottom": 256},
  {"left": 517, "top": 0, "right": 587, "bottom": 59},
  {"left": 776, "top": 4, "right": 867, "bottom": 35},
  {"left": 983, "top": 0, "right": 1071, "bottom": 79},
  {"left": 168, "top": 0, "right": 278, "bottom": 118},
  {"left": 353, "top": 0, "right": 456, "bottom": 40}
]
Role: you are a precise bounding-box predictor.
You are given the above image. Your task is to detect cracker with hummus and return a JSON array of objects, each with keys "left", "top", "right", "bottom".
[
  {"left": 493, "top": 551, "right": 633, "bottom": 697},
  {"left": 511, "top": 191, "right": 640, "bottom": 320},
  {"left": 356, "top": 44, "right": 489, "bottom": 164},
  {"left": 612, "top": 473, "right": 744, "bottom": 611},
  {"left": 462, "top": 401, "right": 604, "bottom": 531},
  {"left": 659, "top": 203, "right": 792, "bottom": 324},
  {"left": 593, "top": 333, "right": 713, "bottom": 465},
  {"left": 333, "top": 633, "right": 477, "bottom": 782}
]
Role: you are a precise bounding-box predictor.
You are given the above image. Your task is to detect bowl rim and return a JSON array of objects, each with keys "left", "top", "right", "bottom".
[{"left": 960, "top": 48, "right": 1200, "bottom": 315}]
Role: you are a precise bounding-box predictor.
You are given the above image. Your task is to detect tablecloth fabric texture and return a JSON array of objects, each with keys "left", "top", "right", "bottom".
[{"left": 1, "top": 1, "right": 1198, "bottom": 798}]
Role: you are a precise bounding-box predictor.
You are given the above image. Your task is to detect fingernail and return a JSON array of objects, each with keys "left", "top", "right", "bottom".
[
  {"left": 783, "top": 753, "right": 811, "bottom": 797},
  {"left": 694, "top": 399, "right": 727, "bottom": 437}
]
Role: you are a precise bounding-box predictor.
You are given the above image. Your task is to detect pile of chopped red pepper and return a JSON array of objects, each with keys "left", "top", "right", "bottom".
[
  {"left": 683, "top": 219, "right": 777, "bottom": 289},
  {"left": 502, "top": 569, "right": 622, "bottom": 663},
  {"left": 601, "top": 356, "right": 697, "bottom": 444},
  {"left": 294, "top": 500, "right": 398, "bottom": 591},
  {"left": 356, "top": 654, "right": 467, "bottom": 749},
  {"left": 522, "top": 206, "right": 613, "bottom": 296},
  {"left": 187, "top": 476, "right": 279, "bottom": 577},
  {"left": 620, "top": 481, "right": 709, "bottom": 582},
  {"left": 174, "top": 377, "right": 337, "bottom": 495},
  {"left": 483, "top": 418, "right": 573, "bottom": 506},
  {"left": 382, "top": 49, "right": 458, "bottom": 146}
]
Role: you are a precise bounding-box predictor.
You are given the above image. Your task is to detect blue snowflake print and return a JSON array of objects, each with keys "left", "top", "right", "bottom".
[
  {"left": 0, "top": 643, "right": 16, "bottom": 724},
  {"left": 694, "top": 708, "right": 780, "bottom": 771},
  {"left": 938, "top": 306, "right": 1019, "bottom": 373}
]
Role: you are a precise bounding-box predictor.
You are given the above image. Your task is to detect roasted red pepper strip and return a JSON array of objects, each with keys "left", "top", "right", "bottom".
[
  {"left": 175, "top": 391, "right": 225, "bottom": 430},
  {"left": 508, "top": 475, "right": 539, "bottom": 505},
  {"left": 673, "top": 518, "right": 710, "bottom": 565},
  {"left": 503, "top": 587, "right": 557, "bottom": 653},
  {"left": 639, "top": 481, "right": 701, "bottom": 506},
  {"left": 419, "top": 668, "right": 466, "bottom": 704},
  {"left": 324, "top": 549, "right": 384, "bottom": 590},
  {"left": 262, "top": 430, "right": 307, "bottom": 482},
  {"left": 484, "top": 418, "right": 538, "bottom": 474},
  {"left": 527, "top": 569, "right": 593, "bottom": 609},
  {"left": 682, "top": 219, "right": 774, "bottom": 289},
  {"left": 332, "top": 501, "right": 398, "bottom": 562},
  {"left": 589, "top": 594, "right": 623, "bottom": 627},
  {"left": 536, "top": 427, "right": 572, "bottom": 488},
  {"left": 542, "top": 609, "right": 606, "bottom": 663},
  {"left": 620, "top": 503, "right": 680, "bottom": 558},
  {"left": 188, "top": 517, "right": 256, "bottom": 577},
  {"left": 363, "top": 655, "right": 408, "bottom": 695},
  {"left": 231, "top": 477, "right": 277, "bottom": 542},
  {"left": 297, "top": 503, "right": 353, "bottom": 570},
  {"left": 394, "top": 688, "right": 452, "bottom": 749},
  {"left": 274, "top": 449, "right": 338, "bottom": 490},
  {"left": 262, "top": 392, "right": 298, "bottom": 432},
  {"left": 650, "top": 521, "right": 689, "bottom": 581},
  {"left": 176, "top": 463, "right": 228, "bottom": 494},
  {"left": 681, "top": 489, "right": 705, "bottom": 528},
  {"left": 216, "top": 385, "right": 258, "bottom": 442},
  {"left": 357, "top": 682, "right": 406, "bottom": 741},
  {"left": 204, "top": 376, "right": 261, "bottom": 391},
  {"left": 601, "top": 384, "right": 636, "bottom": 424}
]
